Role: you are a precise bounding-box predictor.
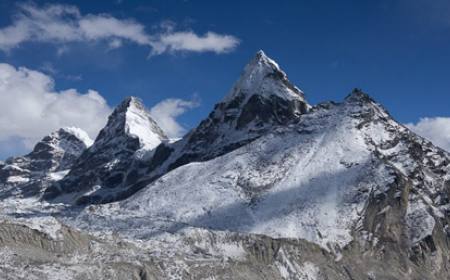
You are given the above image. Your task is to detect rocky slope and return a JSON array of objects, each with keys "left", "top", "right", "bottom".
[
  {"left": 0, "top": 127, "right": 92, "bottom": 198},
  {"left": 0, "top": 51, "right": 449, "bottom": 279}
]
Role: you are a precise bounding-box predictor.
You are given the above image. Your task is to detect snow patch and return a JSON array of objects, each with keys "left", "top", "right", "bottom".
[{"left": 6, "top": 176, "right": 29, "bottom": 183}]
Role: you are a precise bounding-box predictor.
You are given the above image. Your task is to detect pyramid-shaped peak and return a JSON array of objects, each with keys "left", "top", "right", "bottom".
[
  {"left": 93, "top": 96, "right": 167, "bottom": 152},
  {"left": 244, "top": 50, "right": 282, "bottom": 76},
  {"left": 252, "top": 50, "right": 280, "bottom": 69},
  {"left": 223, "top": 50, "right": 307, "bottom": 106}
]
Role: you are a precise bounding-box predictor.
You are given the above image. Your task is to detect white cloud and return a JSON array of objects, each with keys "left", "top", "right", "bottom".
[
  {"left": 406, "top": 117, "right": 450, "bottom": 152},
  {"left": 0, "top": 3, "right": 239, "bottom": 55},
  {"left": 151, "top": 31, "right": 240, "bottom": 55},
  {"left": 150, "top": 98, "right": 199, "bottom": 138},
  {"left": 0, "top": 63, "right": 112, "bottom": 158}
]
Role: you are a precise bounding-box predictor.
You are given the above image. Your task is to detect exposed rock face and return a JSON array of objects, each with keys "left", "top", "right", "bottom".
[
  {"left": 0, "top": 128, "right": 91, "bottom": 198},
  {"left": 43, "top": 97, "right": 167, "bottom": 204}
]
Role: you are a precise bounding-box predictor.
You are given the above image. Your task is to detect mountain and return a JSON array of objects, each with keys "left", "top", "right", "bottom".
[
  {"left": 0, "top": 51, "right": 449, "bottom": 279},
  {"left": 118, "top": 50, "right": 312, "bottom": 196},
  {"left": 69, "top": 89, "right": 450, "bottom": 279},
  {"left": 42, "top": 50, "right": 310, "bottom": 205},
  {"left": 0, "top": 127, "right": 92, "bottom": 198},
  {"left": 43, "top": 97, "right": 168, "bottom": 204}
]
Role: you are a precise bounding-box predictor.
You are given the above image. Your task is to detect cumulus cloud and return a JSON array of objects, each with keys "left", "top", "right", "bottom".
[
  {"left": 406, "top": 117, "right": 450, "bottom": 152},
  {"left": 0, "top": 63, "right": 112, "bottom": 158},
  {"left": 0, "top": 3, "right": 239, "bottom": 55},
  {"left": 150, "top": 98, "right": 200, "bottom": 138}
]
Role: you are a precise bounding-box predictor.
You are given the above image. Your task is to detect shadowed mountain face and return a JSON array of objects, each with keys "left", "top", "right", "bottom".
[
  {"left": 42, "top": 97, "right": 167, "bottom": 204},
  {"left": 0, "top": 127, "right": 91, "bottom": 197},
  {"left": 1, "top": 51, "right": 450, "bottom": 279}
]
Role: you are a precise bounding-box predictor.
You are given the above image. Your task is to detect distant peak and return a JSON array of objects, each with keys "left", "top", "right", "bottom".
[
  {"left": 26, "top": 127, "right": 90, "bottom": 171},
  {"left": 36, "top": 127, "right": 92, "bottom": 149},
  {"left": 58, "top": 127, "right": 93, "bottom": 147}
]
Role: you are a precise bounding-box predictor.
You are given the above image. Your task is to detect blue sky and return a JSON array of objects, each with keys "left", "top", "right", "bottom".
[{"left": 0, "top": 0, "right": 450, "bottom": 158}]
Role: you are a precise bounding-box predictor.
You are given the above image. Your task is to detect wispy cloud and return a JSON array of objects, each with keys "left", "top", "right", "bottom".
[
  {"left": 150, "top": 97, "right": 200, "bottom": 138},
  {"left": 406, "top": 117, "right": 450, "bottom": 152},
  {"left": 0, "top": 3, "right": 239, "bottom": 56}
]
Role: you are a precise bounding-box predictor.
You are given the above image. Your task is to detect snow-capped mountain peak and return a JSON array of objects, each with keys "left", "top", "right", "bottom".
[
  {"left": 223, "top": 50, "right": 307, "bottom": 106},
  {"left": 138, "top": 51, "right": 312, "bottom": 178},
  {"left": 93, "top": 96, "right": 167, "bottom": 152}
]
